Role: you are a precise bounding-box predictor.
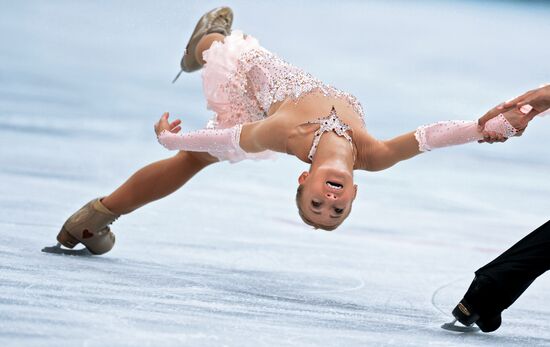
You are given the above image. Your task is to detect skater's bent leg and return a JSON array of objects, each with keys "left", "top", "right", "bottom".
[
  {"left": 102, "top": 151, "right": 216, "bottom": 215},
  {"left": 195, "top": 33, "right": 225, "bottom": 65}
]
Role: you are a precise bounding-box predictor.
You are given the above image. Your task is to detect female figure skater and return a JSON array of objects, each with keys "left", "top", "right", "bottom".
[{"left": 45, "top": 7, "right": 536, "bottom": 256}]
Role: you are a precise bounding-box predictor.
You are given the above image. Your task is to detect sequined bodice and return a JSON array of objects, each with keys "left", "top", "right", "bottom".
[
  {"left": 305, "top": 107, "right": 353, "bottom": 161},
  {"left": 217, "top": 47, "right": 365, "bottom": 128}
]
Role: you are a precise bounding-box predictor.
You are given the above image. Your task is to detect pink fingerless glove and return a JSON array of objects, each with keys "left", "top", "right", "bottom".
[
  {"left": 157, "top": 125, "right": 248, "bottom": 163},
  {"left": 415, "top": 114, "right": 517, "bottom": 152}
]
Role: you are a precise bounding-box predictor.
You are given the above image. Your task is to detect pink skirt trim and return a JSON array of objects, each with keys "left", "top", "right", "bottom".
[{"left": 201, "top": 30, "right": 261, "bottom": 129}]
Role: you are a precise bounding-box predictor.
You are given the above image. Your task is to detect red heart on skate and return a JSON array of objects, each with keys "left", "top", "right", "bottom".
[{"left": 82, "top": 229, "right": 94, "bottom": 239}]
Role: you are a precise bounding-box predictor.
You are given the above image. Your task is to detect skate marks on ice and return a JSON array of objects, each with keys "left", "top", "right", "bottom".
[
  {"left": 0, "top": 234, "right": 432, "bottom": 346},
  {"left": 2, "top": 234, "right": 550, "bottom": 346}
]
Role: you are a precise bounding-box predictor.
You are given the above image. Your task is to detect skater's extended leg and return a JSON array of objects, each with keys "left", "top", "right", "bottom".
[
  {"left": 53, "top": 151, "right": 216, "bottom": 255},
  {"left": 102, "top": 151, "right": 216, "bottom": 214}
]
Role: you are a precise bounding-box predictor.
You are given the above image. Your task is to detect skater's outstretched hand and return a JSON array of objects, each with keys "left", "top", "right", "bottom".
[
  {"left": 154, "top": 112, "right": 182, "bottom": 137},
  {"left": 478, "top": 108, "right": 533, "bottom": 144}
]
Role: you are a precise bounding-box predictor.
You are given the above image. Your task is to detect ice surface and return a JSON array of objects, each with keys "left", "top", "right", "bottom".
[{"left": 1, "top": 1, "right": 549, "bottom": 346}]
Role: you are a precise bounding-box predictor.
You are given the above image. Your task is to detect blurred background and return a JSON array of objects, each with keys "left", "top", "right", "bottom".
[{"left": 1, "top": 1, "right": 549, "bottom": 346}]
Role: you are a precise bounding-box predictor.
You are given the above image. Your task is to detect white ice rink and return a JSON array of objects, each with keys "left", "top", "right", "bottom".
[{"left": 1, "top": 1, "right": 549, "bottom": 346}]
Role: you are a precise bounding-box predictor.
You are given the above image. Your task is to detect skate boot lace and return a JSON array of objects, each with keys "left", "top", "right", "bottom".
[{"left": 97, "top": 216, "right": 119, "bottom": 236}]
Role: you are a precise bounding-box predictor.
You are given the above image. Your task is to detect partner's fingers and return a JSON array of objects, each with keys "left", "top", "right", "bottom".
[
  {"left": 524, "top": 109, "right": 539, "bottom": 121},
  {"left": 492, "top": 134, "right": 507, "bottom": 143},
  {"left": 501, "top": 90, "right": 536, "bottom": 108},
  {"left": 480, "top": 131, "right": 514, "bottom": 143},
  {"left": 518, "top": 104, "right": 533, "bottom": 115},
  {"left": 482, "top": 131, "right": 500, "bottom": 143},
  {"left": 482, "top": 135, "right": 494, "bottom": 144},
  {"left": 478, "top": 108, "right": 501, "bottom": 128},
  {"left": 520, "top": 99, "right": 550, "bottom": 118},
  {"left": 478, "top": 105, "right": 515, "bottom": 128},
  {"left": 170, "top": 126, "right": 181, "bottom": 133}
]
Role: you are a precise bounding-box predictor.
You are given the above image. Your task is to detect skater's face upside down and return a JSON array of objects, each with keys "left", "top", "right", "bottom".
[{"left": 295, "top": 167, "right": 358, "bottom": 231}]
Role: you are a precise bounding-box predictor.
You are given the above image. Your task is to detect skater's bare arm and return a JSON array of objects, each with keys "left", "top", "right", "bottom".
[
  {"left": 358, "top": 132, "right": 421, "bottom": 171},
  {"left": 361, "top": 112, "right": 520, "bottom": 171},
  {"left": 239, "top": 115, "right": 285, "bottom": 153}
]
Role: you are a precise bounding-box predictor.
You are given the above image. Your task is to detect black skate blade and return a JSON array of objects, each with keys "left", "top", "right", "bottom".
[
  {"left": 172, "top": 69, "right": 183, "bottom": 83},
  {"left": 41, "top": 243, "right": 93, "bottom": 256},
  {"left": 441, "top": 319, "right": 480, "bottom": 333}
]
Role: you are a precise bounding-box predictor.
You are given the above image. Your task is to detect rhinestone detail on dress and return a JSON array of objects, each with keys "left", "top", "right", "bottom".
[
  {"left": 306, "top": 106, "right": 353, "bottom": 161},
  {"left": 208, "top": 45, "right": 365, "bottom": 129}
]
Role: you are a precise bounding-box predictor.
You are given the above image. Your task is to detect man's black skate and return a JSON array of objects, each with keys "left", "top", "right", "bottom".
[
  {"left": 441, "top": 318, "right": 480, "bottom": 333},
  {"left": 442, "top": 298, "right": 502, "bottom": 333},
  {"left": 442, "top": 275, "right": 503, "bottom": 333}
]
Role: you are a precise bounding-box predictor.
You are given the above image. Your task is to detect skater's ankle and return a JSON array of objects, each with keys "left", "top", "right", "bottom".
[
  {"left": 99, "top": 197, "right": 126, "bottom": 215},
  {"left": 195, "top": 33, "right": 225, "bottom": 65}
]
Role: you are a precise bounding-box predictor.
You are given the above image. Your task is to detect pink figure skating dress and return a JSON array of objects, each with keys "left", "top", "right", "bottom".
[
  {"left": 158, "top": 30, "right": 364, "bottom": 162},
  {"left": 158, "top": 31, "right": 519, "bottom": 161}
]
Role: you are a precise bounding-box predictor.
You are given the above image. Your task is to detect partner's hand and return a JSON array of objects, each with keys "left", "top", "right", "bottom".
[
  {"left": 498, "top": 84, "right": 550, "bottom": 117},
  {"left": 478, "top": 84, "right": 550, "bottom": 131},
  {"left": 154, "top": 112, "right": 182, "bottom": 137}
]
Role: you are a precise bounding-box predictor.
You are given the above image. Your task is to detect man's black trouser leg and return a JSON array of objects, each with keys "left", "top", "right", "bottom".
[
  {"left": 454, "top": 220, "right": 550, "bottom": 332},
  {"left": 475, "top": 220, "right": 550, "bottom": 308}
]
